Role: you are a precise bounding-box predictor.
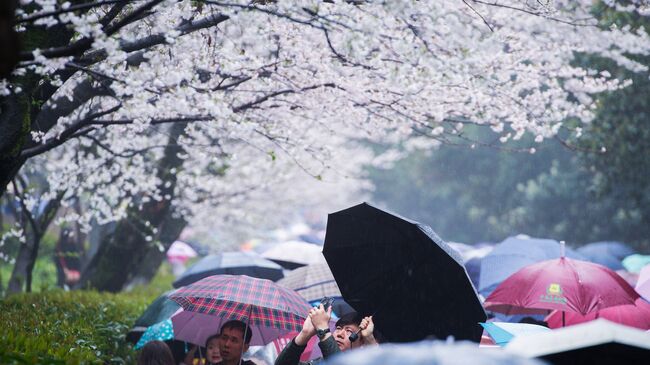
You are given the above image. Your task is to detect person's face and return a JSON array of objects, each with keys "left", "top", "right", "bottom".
[
  {"left": 206, "top": 337, "right": 222, "bottom": 364},
  {"left": 333, "top": 323, "right": 361, "bottom": 351},
  {"left": 218, "top": 327, "right": 249, "bottom": 362}
]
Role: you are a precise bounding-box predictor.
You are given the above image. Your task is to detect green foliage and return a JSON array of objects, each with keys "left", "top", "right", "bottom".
[
  {"left": 367, "top": 137, "right": 581, "bottom": 244},
  {"left": 0, "top": 227, "right": 60, "bottom": 296},
  {"left": 0, "top": 258, "right": 174, "bottom": 364},
  {"left": 368, "top": 4, "right": 650, "bottom": 253},
  {"left": 369, "top": 120, "right": 649, "bottom": 251},
  {"left": 127, "top": 261, "right": 175, "bottom": 298},
  {"left": 0, "top": 289, "right": 160, "bottom": 365}
]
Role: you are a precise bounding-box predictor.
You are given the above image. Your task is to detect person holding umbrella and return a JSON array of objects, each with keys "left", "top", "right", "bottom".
[
  {"left": 274, "top": 304, "right": 377, "bottom": 365},
  {"left": 183, "top": 321, "right": 257, "bottom": 365}
]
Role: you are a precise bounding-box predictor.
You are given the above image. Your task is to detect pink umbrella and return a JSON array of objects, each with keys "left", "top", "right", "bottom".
[
  {"left": 166, "top": 240, "right": 198, "bottom": 263},
  {"left": 484, "top": 257, "right": 640, "bottom": 322},
  {"left": 635, "top": 264, "right": 650, "bottom": 301},
  {"left": 545, "top": 298, "right": 650, "bottom": 330}
]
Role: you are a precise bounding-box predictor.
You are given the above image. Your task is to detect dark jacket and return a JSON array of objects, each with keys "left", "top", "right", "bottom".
[{"left": 274, "top": 336, "right": 340, "bottom": 365}]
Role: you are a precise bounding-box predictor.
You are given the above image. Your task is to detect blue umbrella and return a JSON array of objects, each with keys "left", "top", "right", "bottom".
[
  {"left": 480, "top": 322, "right": 550, "bottom": 346},
  {"left": 623, "top": 254, "right": 650, "bottom": 273},
  {"left": 323, "top": 340, "right": 545, "bottom": 365},
  {"left": 134, "top": 319, "right": 175, "bottom": 349},
  {"left": 479, "top": 236, "right": 585, "bottom": 296},
  {"left": 577, "top": 241, "right": 636, "bottom": 270},
  {"left": 172, "top": 251, "right": 284, "bottom": 287}
]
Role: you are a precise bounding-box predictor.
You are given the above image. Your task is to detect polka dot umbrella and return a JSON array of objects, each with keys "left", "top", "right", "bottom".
[{"left": 134, "top": 319, "right": 175, "bottom": 349}]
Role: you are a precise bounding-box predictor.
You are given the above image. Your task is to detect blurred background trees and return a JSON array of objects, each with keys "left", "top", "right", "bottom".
[{"left": 368, "top": 7, "right": 650, "bottom": 251}]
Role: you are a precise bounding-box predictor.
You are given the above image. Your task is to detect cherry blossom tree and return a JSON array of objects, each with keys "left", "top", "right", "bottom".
[{"left": 2, "top": 0, "right": 650, "bottom": 291}]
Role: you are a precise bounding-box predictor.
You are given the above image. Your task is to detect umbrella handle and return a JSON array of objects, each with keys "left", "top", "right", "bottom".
[
  {"left": 348, "top": 311, "right": 378, "bottom": 342},
  {"left": 349, "top": 329, "right": 361, "bottom": 342}
]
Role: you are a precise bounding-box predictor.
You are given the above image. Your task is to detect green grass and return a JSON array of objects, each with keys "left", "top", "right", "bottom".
[{"left": 0, "top": 263, "right": 175, "bottom": 364}]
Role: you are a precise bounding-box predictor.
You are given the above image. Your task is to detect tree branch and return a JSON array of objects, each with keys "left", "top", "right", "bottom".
[
  {"left": 79, "top": 12, "right": 230, "bottom": 66},
  {"left": 469, "top": 0, "right": 597, "bottom": 27},
  {"left": 19, "top": 0, "right": 164, "bottom": 61},
  {"left": 17, "top": 0, "right": 128, "bottom": 24},
  {"left": 20, "top": 104, "right": 122, "bottom": 159},
  {"left": 462, "top": 0, "right": 494, "bottom": 32},
  {"left": 232, "top": 83, "right": 337, "bottom": 112},
  {"left": 11, "top": 178, "right": 39, "bottom": 238}
]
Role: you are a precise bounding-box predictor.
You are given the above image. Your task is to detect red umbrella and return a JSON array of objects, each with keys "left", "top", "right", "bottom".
[
  {"left": 169, "top": 275, "right": 311, "bottom": 346},
  {"left": 484, "top": 257, "right": 639, "bottom": 319},
  {"left": 545, "top": 298, "right": 650, "bottom": 330}
]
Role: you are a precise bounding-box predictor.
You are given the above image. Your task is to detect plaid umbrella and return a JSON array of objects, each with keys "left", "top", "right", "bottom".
[
  {"left": 169, "top": 275, "right": 311, "bottom": 346},
  {"left": 277, "top": 263, "right": 341, "bottom": 302}
]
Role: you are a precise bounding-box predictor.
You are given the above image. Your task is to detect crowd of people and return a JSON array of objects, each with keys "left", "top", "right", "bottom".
[{"left": 137, "top": 304, "right": 377, "bottom": 365}]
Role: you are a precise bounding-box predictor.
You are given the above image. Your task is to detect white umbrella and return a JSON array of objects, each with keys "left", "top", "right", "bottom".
[
  {"left": 506, "top": 319, "right": 650, "bottom": 361},
  {"left": 261, "top": 241, "right": 324, "bottom": 269}
]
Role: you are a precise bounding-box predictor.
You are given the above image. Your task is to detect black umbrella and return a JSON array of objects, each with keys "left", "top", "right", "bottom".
[
  {"left": 172, "top": 251, "right": 284, "bottom": 288},
  {"left": 126, "top": 291, "right": 180, "bottom": 343},
  {"left": 323, "top": 202, "right": 486, "bottom": 343}
]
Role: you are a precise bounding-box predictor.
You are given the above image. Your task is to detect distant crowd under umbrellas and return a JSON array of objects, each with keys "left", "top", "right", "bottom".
[{"left": 132, "top": 203, "right": 650, "bottom": 365}]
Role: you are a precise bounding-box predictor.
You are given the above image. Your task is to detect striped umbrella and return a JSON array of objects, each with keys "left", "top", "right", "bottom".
[
  {"left": 169, "top": 275, "right": 311, "bottom": 346},
  {"left": 277, "top": 263, "right": 341, "bottom": 302}
]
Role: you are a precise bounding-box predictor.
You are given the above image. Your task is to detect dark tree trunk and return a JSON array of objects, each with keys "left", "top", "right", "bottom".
[
  {"left": 75, "top": 123, "right": 186, "bottom": 292},
  {"left": 7, "top": 226, "right": 39, "bottom": 294},
  {"left": 7, "top": 191, "right": 63, "bottom": 294},
  {"left": 0, "top": 0, "right": 19, "bottom": 79},
  {"left": 125, "top": 215, "right": 187, "bottom": 288}
]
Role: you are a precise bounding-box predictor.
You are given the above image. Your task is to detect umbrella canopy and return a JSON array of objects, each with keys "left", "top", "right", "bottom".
[
  {"left": 480, "top": 322, "right": 550, "bottom": 346},
  {"left": 577, "top": 241, "right": 635, "bottom": 270},
  {"left": 323, "top": 202, "right": 486, "bottom": 343},
  {"left": 172, "top": 251, "right": 284, "bottom": 288},
  {"left": 623, "top": 254, "right": 650, "bottom": 273},
  {"left": 167, "top": 240, "right": 198, "bottom": 261},
  {"left": 127, "top": 291, "right": 181, "bottom": 343},
  {"left": 261, "top": 241, "right": 324, "bottom": 269},
  {"left": 464, "top": 257, "right": 482, "bottom": 289},
  {"left": 636, "top": 264, "right": 650, "bottom": 301},
  {"left": 169, "top": 275, "right": 311, "bottom": 346},
  {"left": 545, "top": 298, "right": 650, "bottom": 330},
  {"left": 484, "top": 257, "right": 639, "bottom": 316},
  {"left": 448, "top": 242, "right": 493, "bottom": 262},
  {"left": 134, "top": 319, "right": 175, "bottom": 349},
  {"left": 324, "top": 340, "right": 545, "bottom": 365},
  {"left": 506, "top": 319, "right": 650, "bottom": 365},
  {"left": 616, "top": 269, "right": 639, "bottom": 287},
  {"left": 479, "top": 236, "right": 585, "bottom": 296},
  {"left": 277, "top": 263, "right": 341, "bottom": 302}
]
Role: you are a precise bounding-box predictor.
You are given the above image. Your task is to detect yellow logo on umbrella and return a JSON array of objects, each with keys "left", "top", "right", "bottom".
[
  {"left": 540, "top": 283, "right": 567, "bottom": 305},
  {"left": 547, "top": 283, "right": 562, "bottom": 295}
]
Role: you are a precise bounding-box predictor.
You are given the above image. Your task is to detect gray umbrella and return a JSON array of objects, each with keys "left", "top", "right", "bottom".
[
  {"left": 172, "top": 251, "right": 284, "bottom": 288},
  {"left": 324, "top": 340, "right": 547, "bottom": 365}
]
